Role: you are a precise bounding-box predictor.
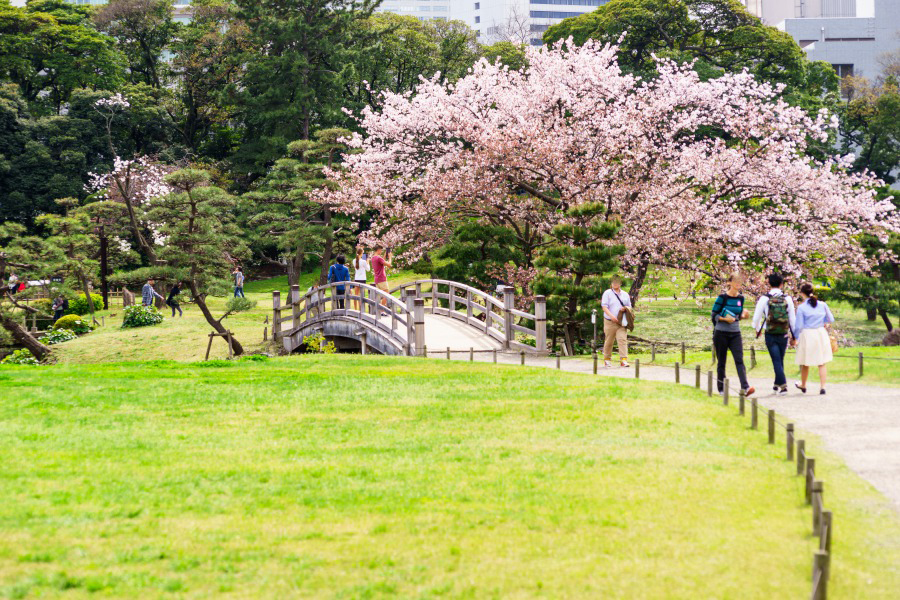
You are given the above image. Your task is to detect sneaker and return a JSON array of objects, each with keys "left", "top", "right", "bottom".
[
  {"left": 777, "top": 386, "right": 788, "bottom": 396},
  {"left": 604, "top": 360, "right": 612, "bottom": 368},
  {"left": 620, "top": 360, "right": 630, "bottom": 368},
  {"left": 743, "top": 387, "right": 755, "bottom": 397},
  {"left": 773, "top": 386, "right": 779, "bottom": 393}
]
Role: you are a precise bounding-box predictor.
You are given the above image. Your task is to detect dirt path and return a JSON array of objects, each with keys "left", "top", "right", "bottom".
[{"left": 454, "top": 350, "right": 900, "bottom": 513}]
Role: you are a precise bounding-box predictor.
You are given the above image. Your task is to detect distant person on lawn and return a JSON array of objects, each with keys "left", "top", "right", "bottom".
[
  {"left": 327, "top": 255, "right": 350, "bottom": 309},
  {"left": 7, "top": 272, "right": 18, "bottom": 295},
  {"left": 752, "top": 273, "right": 796, "bottom": 396},
  {"left": 51, "top": 295, "right": 68, "bottom": 323},
  {"left": 371, "top": 245, "right": 392, "bottom": 315},
  {"left": 711, "top": 273, "right": 755, "bottom": 397},
  {"left": 351, "top": 246, "right": 369, "bottom": 311},
  {"left": 232, "top": 266, "right": 245, "bottom": 298},
  {"left": 142, "top": 279, "right": 164, "bottom": 307},
  {"left": 166, "top": 282, "right": 183, "bottom": 317},
  {"left": 793, "top": 283, "right": 835, "bottom": 396},
  {"left": 601, "top": 275, "right": 632, "bottom": 368}
]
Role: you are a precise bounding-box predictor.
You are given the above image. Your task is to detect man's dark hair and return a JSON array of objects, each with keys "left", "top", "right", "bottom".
[
  {"left": 768, "top": 273, "right": 783, "bottom": 288},
  {"left": 337, "top": 254, "right": 346, "bottom": 265},
  {"left": 374, "top": 244, "right": 384, "bottom": 252}
]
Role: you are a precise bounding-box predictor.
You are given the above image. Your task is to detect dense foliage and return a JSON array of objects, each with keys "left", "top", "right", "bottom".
[
  {"left": 52, "top": 314, "right": 93, "bottom": 334},
  {"left": 0, "top": 348, "right": 40, "bottom": 365},
  {"left": 121, "top": 304, "right": 163, "bottom": 328},
  {"left": 42, "top": 328, "right": 77, "bottom": 345}
]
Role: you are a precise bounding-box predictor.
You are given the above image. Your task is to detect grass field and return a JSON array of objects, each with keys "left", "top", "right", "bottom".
[{"left": 1, "top": 357, "right": 900, "bottom": 598}]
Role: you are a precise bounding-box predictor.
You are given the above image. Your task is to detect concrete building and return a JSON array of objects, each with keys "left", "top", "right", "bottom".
[
  {"left": 453, "top": 0, "right": 608, "bottom": 45},
  {"left": 742, "top": 0, "right": 899, "bottom": 81},
  {"left": 377, "top": 0, "right": 451, "bottom": 21}
]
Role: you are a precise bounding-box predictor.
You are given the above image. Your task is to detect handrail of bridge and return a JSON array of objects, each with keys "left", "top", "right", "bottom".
[
  {"left": 272, "top": 282, "right": 425, "bottom": 355},
  {"left": 389, "top": 279, "right": 546, "bottom": 353}
]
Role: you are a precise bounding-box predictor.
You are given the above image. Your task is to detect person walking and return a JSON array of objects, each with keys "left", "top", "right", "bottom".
[
  {"left": 793, "top": 283, "right": 835, "bottom": 395},
  {"left": 166, "top": 282, "right": 183, "bottom": 317},
  {"left": 142, "top": 279, "right": 165, "bottom": 307},
  {"left": 351, "top": 246, "right": 369, "bottom": 311},
  {"left": 7, "top": 273, "right": 18, "bottom": 295},
  {"left": 371, "top": 245, "right": 392, "bottom": 316},
  {"left": 232, "top": 267, "right": 245, "bottom": 298},
  {"left": 601, "top": 275, "right": 632, "bottom": 368},
  {"left": 752, "top": 273, "right": 797, "bottom": 395},
  {"left": 51, "top": 295, "right": 68, "bottom": 323},
  {"left": 327, "top": 255, "right": 351, "bottom": 309},
  {"left": 711, "top": 273, "right": 755, "bottom": 397}
]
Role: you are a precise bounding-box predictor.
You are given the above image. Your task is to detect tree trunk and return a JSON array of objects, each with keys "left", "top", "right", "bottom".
[
  {"left": 99, "top": 233, "right": 109, "bottom": 310},
  {"left": 188, "top": 280, "right": 244, "bottom": 356},
  {"left": 878, "top": 308, "right": 894, "bottom": 332},
  {"left": 78, "top": 273, "right": 96, "bottom": 325},
  {"left": 288, "top": 245, "right": 305, "bottom": 289},
  {"left": 1, "top": 315, "right": 51, "bottom": 360},
  {"left": 867, "top": 307, "right": 877, "bottom": 321},
  {"left": 628, "top": 259, "right": 649, "bottom": 306},
  {"left": 318, "top": 209, "right": 333, "bottom": 286}
]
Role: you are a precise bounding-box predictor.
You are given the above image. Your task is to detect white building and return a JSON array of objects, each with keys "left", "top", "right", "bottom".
[
  {"left": 377, "top": 0, "right": 451, "bottom": 21},
  {"left": 453, "top": 0, "right": 607, "bottom": 46}
]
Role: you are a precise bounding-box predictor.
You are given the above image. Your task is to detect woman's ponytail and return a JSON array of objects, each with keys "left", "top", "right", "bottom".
[
  {"left": 355, "top": 246, "right": 362, "bottom": 270},
  {"left": 800, "top": 283, "right": 818, "bottom": 308}
]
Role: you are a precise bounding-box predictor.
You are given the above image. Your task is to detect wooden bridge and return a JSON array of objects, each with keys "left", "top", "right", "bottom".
[{"left": 272, "top": 280, "right": 547, "bottom": 356}]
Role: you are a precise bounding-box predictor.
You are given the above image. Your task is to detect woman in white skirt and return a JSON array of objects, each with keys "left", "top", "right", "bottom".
[
  {"left": 351, "top": 246, "right": 369, "bottom": 311},
  {"left": 792, "top": 283, "right": 835, "bottom": 395}
]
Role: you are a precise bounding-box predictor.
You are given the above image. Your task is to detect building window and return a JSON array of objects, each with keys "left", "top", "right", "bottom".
[
  {"left": 530, "top": 38, "right": 544, "bottom": 46},
  {"left": 831, "top": 64, "right": 854, "bottom": 78},
  {"left": 475, "top": 16, "right": 480, "bottom": 23},
  {"left": 530, "top": 24, "right": 550, "bottom": 32},
  {"left": 432, "top": 5, "right": 448, "bottom": 11},
  {"left": 474, "top": 2, "right": 480, "bottom": 8},
  {"left": 529, "top": 0, "right": 603, "bottom": 5},
  {"left": 529, "top": 10, "right": 584, "bottom": 18}
]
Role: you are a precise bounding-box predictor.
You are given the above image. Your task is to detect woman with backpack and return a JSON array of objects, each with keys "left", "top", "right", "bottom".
[
  {"left": 792, "top": 283, "right": 835, "bottom": 395},
  {"left": 711, "top": 273, "right": 755, "bottom": 398},
  {"left": 752, "top": 273, "right": 796, "bottom": 395}
]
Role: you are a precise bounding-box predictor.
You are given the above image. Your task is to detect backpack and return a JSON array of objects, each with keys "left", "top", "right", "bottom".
[{"left": 765, "top": 293, "right": 790, "bottom": 334}]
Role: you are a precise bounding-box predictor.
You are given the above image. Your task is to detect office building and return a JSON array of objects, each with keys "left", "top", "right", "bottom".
[
  {"left": 377, "top": 0, "right": 451, "bottom": 21},
  {"left": 454, "top": 0, "right": 608, "bottom": 45}
]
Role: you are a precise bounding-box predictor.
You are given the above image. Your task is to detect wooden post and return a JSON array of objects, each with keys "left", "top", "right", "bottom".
[
  {"left": 405, "top": 290, "right": 417, "bottom": 354},
  {"left": 768, "top": 409, "right": 775, "bottom": 444},
  {"left": 797, "top": 439, "right": 806, "bottom": 476},
  {"left": 806, "top": 458, "right": 816, "bottom": 504},
  {"left": 205, "top": 333, "right": 214, "bottom": 361},
  {"left": 414, "top": 299, "right": 425, "bottom": 356},
  {"left": 739, "top": 389, "right": 745, "bottom": 415},
  {"left": 447, "top": 346, "right": 451, "bottom": 360},
  {"left": 470, "top": 347, "right": 474, "bottom": 362},
  {"left": 466, "top": 290, "right": 473, "bottom": 322},
  {"left": 535, "top": 295, "right": 547, "bottom": 354},
  {"left": 263, "top": 326, "right": 267, "bottom": 341},
  {"left": 272, "top": 291, "right": 282, "bottom": 342},
  {"left": 101, "top": 316, "right": 105, "bottom": 327},
  {"left": 723, "top": 378, "right": 729, "bottom": 406},
  {"left": 812, "top": 481, "right": 824, "bottom": 532},
  {"left": 651, "top": 343, "right": 656, "bottom": 362},
  {"left": 360, "top": 332, "right": 367, "bottom": 355},
  {"left": 812, "top": 551, "right": 829, "bottom": 600},
  {"left": 859, "top": 352, "right": 863, "bottom": 377},
  {"left": 291, "top": 284, "right": 301, "bottom": 331},
  {"left": 675, "top": 362, "right": 680, "bottom": 383},
  {"left": 681, "top": 342, "right": 685, "bottom": 364},
  {"left": 503, "top": 287, "right": 515, "bottom": 350},
  {"left": 821, "top": 511, "right": 832, "bottom": 554},
  {"left": 787, "top": 424, "right": 795, "bottom": 461},
  {"left": 694, "top": 364, "right": 700, "bottom": 388},
  {"left": 751, "top": 397, "right": 758, "bottom": 429},
  {"left": 448, "top": 284, "right": 456, "bottom": 314},
  {"left": 750, "top": 346, "right": 756, "bottom": 369},
  {"left": 226, "top": 331, "right": 233, "bottom": 359},
  {"left": 555, "top": 352, "right": 560, "bottom": 369},
  {"left": 707, "top": 371, "right": 713, "bottom": 397},
  {"left": 423, "top": 345, "right": 428, "bottom": 358},
  {"left": 520, "top": 350, "right": 525, "bottom": 366},
  {"left": 635, "top": 358, "right": 640, "bottom": 379},
  {"left": 593, "top": 353, "right": 598, "bottom": 375},
  {"left": 493, "top": 349, "right": 497, "bottom": 364}
]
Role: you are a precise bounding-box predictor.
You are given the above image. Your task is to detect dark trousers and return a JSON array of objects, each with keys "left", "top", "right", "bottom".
[
  {"left": 234, "top": 286, "right": 244, "bottom": 298},
  {"left": 335, "top": 289, "right": 345, "bottom": 309},
  {"left": 53, "top": 309, "right": 64, "bottom": 323},
  {"left": 167, "top": 299, "right": 182, "bottom": 317},
  {"left": 765, "top": 333, "right": 789, "bottom": 387},
  {"left": 713, "top": 330, "right": 750, "bottom": 392}
]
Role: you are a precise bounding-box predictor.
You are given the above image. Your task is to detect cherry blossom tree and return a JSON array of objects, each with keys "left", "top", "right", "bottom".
[{"left": 321, "top": 39, "right": 899, "bottom": 302}]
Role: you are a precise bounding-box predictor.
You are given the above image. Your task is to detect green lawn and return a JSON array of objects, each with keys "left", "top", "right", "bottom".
[{"left": 1, "top": 357, "right": 899, "bottom": 598}]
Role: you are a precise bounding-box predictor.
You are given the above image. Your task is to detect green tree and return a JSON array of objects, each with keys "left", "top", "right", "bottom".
[
  {"left": 839, "top": 76, "right": 900, "bottom": 185},
  {"left": 533, "top": 206, "right": 623, "bottom": 355},
  {"left": 0, "top": 223, "right": 53, "bottom": 360},
  {"left": 434, "top": 223, "right": 527, "bottom": 292},
  {"left": 147, "top": 168, "right": 250, "bottom": 355},
  {"left": 479, "top": 41, "right": 527, "bottom": 71},
  {"left": 228, "top": 0, "right": 377, "bottom": 176}
]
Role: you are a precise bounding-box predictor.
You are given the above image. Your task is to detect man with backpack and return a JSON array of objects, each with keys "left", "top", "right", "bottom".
[{"left": 752, "top": 273, "right": 797, "bottom": 395}]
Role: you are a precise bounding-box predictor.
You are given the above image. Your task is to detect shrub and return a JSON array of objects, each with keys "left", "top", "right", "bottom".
[
  {"left": 302, "top": 332, "right": 337, "bottom": 354},
  {"left": 32, "top": 298, "right": 53, "bottom": 314},
  {"left": 52, "top": 314, "right": 93, "bottom": 334},
  {"left": 1, "top": 349, "right": 40, "bottom": 365},
  {"left": 121, "top": 305, "right": 164, "bottom": 328},
  {"left": 66, "top": 293, "right": 104, "bottom": 316},
  {"left": 43, "top": 329, "right": 77, "bottom": 345},
  {"left": 225, "top": 297, "right": 257, "bottom": 314}
]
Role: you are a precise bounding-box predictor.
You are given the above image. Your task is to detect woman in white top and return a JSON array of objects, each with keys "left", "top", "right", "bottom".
[{"left": 351, "top": 246, "right": 370, "bottom": 311}]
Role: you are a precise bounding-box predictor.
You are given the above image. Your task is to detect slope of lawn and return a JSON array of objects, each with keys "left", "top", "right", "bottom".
[{"left": 2, "top": 356, "right": 900, "bottom": 598}]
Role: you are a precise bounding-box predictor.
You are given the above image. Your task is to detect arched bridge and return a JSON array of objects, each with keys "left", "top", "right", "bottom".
[{"left": 271, "top": 280, "right": 547, "bottom": 356}]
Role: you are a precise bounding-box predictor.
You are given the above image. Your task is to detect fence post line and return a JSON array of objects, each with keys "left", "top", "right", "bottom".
[
  {"left": 707, "top": 371, "right": 713, "bottom": 397},
  {"left": 694, "top": 364, "right": 701, "bottom": 388},
  {"left": 413, "top": 299, "right": 425, "bottom": 356},
  {"left": 797, "top": 439, "right": 806, "bottom": 476},
  {"left": 635, "top": 358, "right": 640, "bottom": 379},
  {"left": 272, "top": 291, "right": 282, "bottom": 342},
  {"left": 535, "top": 295, "right": 547, "bottom": 354},
  {"left": 821, "top": 511, "right": 833, "bottom": 554},
  {"left": 812, "top": 550, "right": 829, "bottom": 600},
  {"left": 739, "top": 389, "right": 745, "bottom": 415},
  {"left": 651, "top": 343, "right": 656, "bottom": 362},
  {"left": 723, "top": 378, "right": 729, "bottom": 406},
  {"left": 787, "top": 424, "right": 795, "bottom": 461},
  {"left": 470, "top": 347, "right": 474, "bottom": 362},
  {"left": 859, "top": 352, "right": 864, "bottom": 378},
  {"left": 806, "top": 458, "right": 816, "bottom": 504},
  {"left": 681, "top": 342, "right": 685, "bottom": 364},
  {"left": 675, "top": 362, "right": 680, "bottom": 384},
  {"left": 593, "top": 353, "right": 598, "bottom": 375},
  {"left": 768, "top": 410, "right": 776, "bottom": 444},
  {"left": 812, "top": 481, "right": 824, "bottom": 533},
  {"left": 503, "top": 286, "right": 515, "bottom": 351},
  {"left": 751, "top": 397, "right": 758, "bottom": 429}
]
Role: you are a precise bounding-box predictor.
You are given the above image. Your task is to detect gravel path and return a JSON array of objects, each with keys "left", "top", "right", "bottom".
[{"left": 451, "top": 350, "right": 900, "bottom": 513}]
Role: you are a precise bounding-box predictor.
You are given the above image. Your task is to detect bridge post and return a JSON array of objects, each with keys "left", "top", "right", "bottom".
[
  {"left": 405, "top": 290, "right": 417, "bottom": 356},
  {"left": 291, "top": 285, "right": 301, "bottom": 331},
  {"left": 503, "top": 286, "right": 515, "bottom": 350},
  {"left": 272, "top": 291, "right": 282, "bottom": 342},
  {"left": 414, "top": 299, "right": 425, "bottom": 356},
  {"left": 535, "top": 295, "right": 547, "bottom": 354}
]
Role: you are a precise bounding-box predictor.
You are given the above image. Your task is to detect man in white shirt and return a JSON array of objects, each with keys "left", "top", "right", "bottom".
[
  {"left": 601, "top": 275, "right": 632, "bottom": 368},
  {"left": 751, "top": 273, "right": 797, "bottom": 395}
]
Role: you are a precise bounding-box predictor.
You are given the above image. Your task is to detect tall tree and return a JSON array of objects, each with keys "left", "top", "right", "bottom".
[{"left": 228, "top": 0, "right": 377, "bottom": 176}]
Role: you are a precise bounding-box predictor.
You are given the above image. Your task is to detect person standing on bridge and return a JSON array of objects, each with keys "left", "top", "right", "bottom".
[
  {"left": 327, "top": 255, "right": 350, "bottom": 309},
  {"left": 711, "top": 273, "right": 755, "bottom": 398},
  {"left": 352, "top": 246, "right": 369, "bottom": 311},
  {"left": 371, "top": 245, "right": 392, "bottom": 316},
  {"left": 601, "top": 275, "right": 632, "bottom": 368}
]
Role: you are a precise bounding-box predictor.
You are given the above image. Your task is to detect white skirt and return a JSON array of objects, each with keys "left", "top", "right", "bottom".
[{"left": 795, "top": 327, "right": 833, "bottom": 367}]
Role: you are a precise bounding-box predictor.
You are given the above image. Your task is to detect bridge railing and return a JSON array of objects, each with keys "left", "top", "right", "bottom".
[
  {"left": 390, "top": 279, "right": 546, "bottom": 354},
  {"left": 272, "top": 282, "right": 425, "bottom": 355}
]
